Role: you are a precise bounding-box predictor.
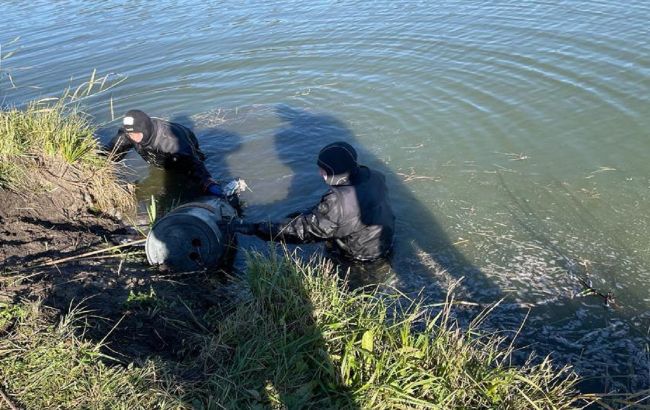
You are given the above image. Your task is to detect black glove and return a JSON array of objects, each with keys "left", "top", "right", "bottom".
[
  {"left": 253, "top": 222, "right": 274, "bottom": 240},
  {"left": 230, "top": 222, "right": 258, "bottom": 235},
  {"left": 206, "top": 182, "right": 225, "bottom": 197}
]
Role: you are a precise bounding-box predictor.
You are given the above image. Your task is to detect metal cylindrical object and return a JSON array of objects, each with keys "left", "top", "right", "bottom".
[{"left": 145, "top": 197, "right": 238, "bottom": 271}]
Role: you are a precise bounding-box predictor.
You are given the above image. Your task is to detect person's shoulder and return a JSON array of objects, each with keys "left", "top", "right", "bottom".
[
  {"left": 172, "top": 121, "right": 198, "bottom": 139},
  {"left": 156, "top": 118, "right": 194, "bottom": 138},
  {"left": 146, "top": 116, "right": 166, "bottom": 134},
  {"left": 316, "top": 189, "right": 342, "bottom": 215},
  {"left": 150, "top": 117, "right": 186, "bottom": 129},
  {"left": 366, "top": 166, "right": 386, "bottom": 180},
  {"left": 150, "top": 116, "right": 167, "bottom": 126},
  {"left": 321, "top": 187, "right": 345, "bottom": 204},
  {"left": 171, "top": 120, "right": 192, "bottom": 130},
  {"left": 356, "top": 167, "right": 388, "bottom": 190}
]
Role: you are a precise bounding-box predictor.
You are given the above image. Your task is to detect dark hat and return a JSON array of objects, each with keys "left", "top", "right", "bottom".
[
  {"left": 317, "top": 141, "right": 359, "bottom": 185},
  {"left": 123, "top": 110, "right": 153, "bottom": 139}
]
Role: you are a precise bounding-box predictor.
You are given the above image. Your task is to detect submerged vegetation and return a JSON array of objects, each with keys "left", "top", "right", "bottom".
[{"left": 0, "top": 251, "right": 588, "bottom": 409}]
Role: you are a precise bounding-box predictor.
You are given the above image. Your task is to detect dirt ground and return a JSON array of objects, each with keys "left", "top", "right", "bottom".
[{"left": 0, "top": 179, "right": 234, "bottom": 365}]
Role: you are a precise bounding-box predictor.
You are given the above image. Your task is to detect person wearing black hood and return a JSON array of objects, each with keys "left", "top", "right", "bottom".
[
  {"left": 249, "top": 141, "right": 395, "bottom": 262},
  {"left": 103, "top": 110, "right": 223, "bottom": 196}
]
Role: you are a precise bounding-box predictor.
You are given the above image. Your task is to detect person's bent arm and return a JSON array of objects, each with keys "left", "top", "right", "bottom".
[
  {"left": 102, "top": 130, "right": 134, "bottom": 161},
  {"left": 256, "top": 191, "right": 340, "bottom": 243},
  {"left": 186, "top": 157, "right": 222, "bottom": 195}
]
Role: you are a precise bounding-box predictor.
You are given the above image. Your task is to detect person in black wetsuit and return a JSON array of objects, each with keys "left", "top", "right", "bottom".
[
  {"left": 103, "top": 109, "right": 223, "bottom": 196},
  {"left": 248, "top": 141, "right": 395, "bottom": 262}
]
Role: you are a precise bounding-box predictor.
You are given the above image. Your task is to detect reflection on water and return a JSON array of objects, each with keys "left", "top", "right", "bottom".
[{"left": 3, "top": 0, "right": 650, "bottom": 393}]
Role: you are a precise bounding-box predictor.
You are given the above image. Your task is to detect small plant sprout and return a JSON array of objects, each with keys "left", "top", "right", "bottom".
[{"left": 147, "top": 195, "right": 157, "bottom": 226}]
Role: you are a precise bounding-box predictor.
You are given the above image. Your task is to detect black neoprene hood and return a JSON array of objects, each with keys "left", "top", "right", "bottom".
[
  {"left": 123, "top": 110, "right": 154, "bottom": 141},
  {"left": 317, "top": 141, "right": 359, "bottom": 185}
]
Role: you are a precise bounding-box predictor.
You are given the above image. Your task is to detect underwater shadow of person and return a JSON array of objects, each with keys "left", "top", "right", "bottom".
[{"left": 258, "top": 104, "right": 502, "bottom": 302}]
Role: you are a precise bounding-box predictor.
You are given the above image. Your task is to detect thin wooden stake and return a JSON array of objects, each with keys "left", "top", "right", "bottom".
[{"left": 31, "top": 239, "right": 146, "bottom": 268}]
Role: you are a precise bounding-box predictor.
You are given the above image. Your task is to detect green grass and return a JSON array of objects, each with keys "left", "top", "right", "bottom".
[
  {"left": 124, "top": 286, "right": 168, "bottom": 314},
  {"left": 180, "top": 250, "right": 585, "bottom": 409},
  {"left": 0, "top": 72, "right": 133, "bottom": 212},
  {"left": 0, "top": 250, "right": 591, "bottom": 409},
  {"left": 0, "top": 301, "right": 183, "bottom": 409},
  {"left": 0, "top": 102, "right": 95, "bottom": 162},
  {"left": 0, "top": 302, "right": 27, "bottom": 332}
]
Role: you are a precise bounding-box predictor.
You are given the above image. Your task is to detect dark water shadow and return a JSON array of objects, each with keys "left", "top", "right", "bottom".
[{"left": 246, "top": 104, "right": 502, "bottom": 304}]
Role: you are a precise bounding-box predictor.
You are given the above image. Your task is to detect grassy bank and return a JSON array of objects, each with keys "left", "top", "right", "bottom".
[
  {"left": 0, "top": 250, "right": 588, "bottom": 409},
  {"left": 0, "top": 99, "right": 133, "bottom": 212}
]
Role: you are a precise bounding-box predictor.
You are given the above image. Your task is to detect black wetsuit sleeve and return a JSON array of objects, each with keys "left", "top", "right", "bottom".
[
  {"left": 103, "top": 129, "right": 134, "bottom": 161},
  {"left": 177, "top": 124, "right": 210, "bottom": 188},
  {"left": 188, "top": 156, "right": 215, "bottom": 192},
  {"left": 258, "top": 191, "right": 341, "bottom": 242}
]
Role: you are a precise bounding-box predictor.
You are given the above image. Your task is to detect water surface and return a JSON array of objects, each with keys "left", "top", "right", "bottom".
[{"left": 3, "top": 0, "right": 650, "bottom": 392}]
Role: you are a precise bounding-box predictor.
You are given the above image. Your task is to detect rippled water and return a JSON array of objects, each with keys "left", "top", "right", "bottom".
[{"left": 3, "top": 0, "right": 650, "bottom": 393}]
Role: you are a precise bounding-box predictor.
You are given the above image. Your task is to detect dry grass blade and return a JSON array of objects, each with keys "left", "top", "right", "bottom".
[
  {"left": 397, "top": 166, "right": 440, "bottom": 182},
  {"left": 28, "top": 239, "right": 146, "bottom": 268},
  {"left": 0, "top": 385, "right": 21, "bottom": 410}
]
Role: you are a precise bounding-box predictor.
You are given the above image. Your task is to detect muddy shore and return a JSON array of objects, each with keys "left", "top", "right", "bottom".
[{"left": 0, "top": 178, "right": 231, "bottom": 363}]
